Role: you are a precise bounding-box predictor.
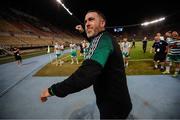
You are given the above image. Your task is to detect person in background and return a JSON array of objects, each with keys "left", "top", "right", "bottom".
[
  {"left": 151, "top": 35, "right": 168, "bottom": 71},
  {"left": 157, "top": 32, "right": 165, "bottom": 41},
  {"left": 54, "top": 43, "right": 62, "bottom": 66},
  {"left": 163, "top": 31, "right": 180, "bottom": 77},
  {"left": 82, "top": 40, "right": 88, "bottom": 58},
  {"left": 13, "top": 47, "right": 22, "bottom": 65},
  {"left": 142, "top": 36, "right": 148, "bottom": 53},
  {"left": 131, "top": 38, "right": 135, "bottom": 48},
  {"left": 120, "top": 37, "right": 131, "bottom": 67},
  {"left": 69, "top": 42, "right": 79, "bottom": 64},
  {"left": 79, "top": 42, "right": 84, "bottom": 56}
]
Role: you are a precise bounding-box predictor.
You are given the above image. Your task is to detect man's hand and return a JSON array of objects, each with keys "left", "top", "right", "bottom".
[
  {"left": 75, "top": 25, "right": 84, "bottom": 33},
  {"left": 40, "top": 89, "right": 51, "bottom": 103}
]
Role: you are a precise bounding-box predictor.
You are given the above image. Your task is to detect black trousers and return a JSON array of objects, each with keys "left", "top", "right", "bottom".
[
  {"left": 97, "top": 103, "right": 131, "bottom": 119},
  {"left": 143, "top": 43, "right": 147, "bottom": 53}
]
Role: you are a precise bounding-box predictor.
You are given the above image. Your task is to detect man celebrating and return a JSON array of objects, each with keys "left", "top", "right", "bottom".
[{"left": 40, "top": 10, "right": 132, "bottom": 119}]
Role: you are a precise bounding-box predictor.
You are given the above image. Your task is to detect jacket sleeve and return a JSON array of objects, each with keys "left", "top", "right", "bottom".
[{"left": 48, "top": 59, "right": 103, "bottom": 97}]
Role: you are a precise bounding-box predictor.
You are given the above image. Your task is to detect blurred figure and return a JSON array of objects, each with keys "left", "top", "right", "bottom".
[
  {"left": 131, "top": 38, "right": 135, "bottom": 48},
  {"left": 157, "top": 32, "right": 164, "bottom": 41},
  {"left": 120, "top": 37, "right": 131, "bottom": 67},
  {"left": 163, "top": 31, "right": 180, "bottom": 77},
  {"left": 13, "top": 47, "right": 22, "bottom": 65},
  {"left": 142, "top": 36, "right": 148, "bottom": 53},
  {"left": 54, "top": 43, "right": 63, "bottom": 66},
  {"left": 151, "top": 36, "right": 168, "bottom": 70},
  {"left": 79, "top": 42, "right": 84, "bottom": 56},
  {"left": 82, "top": 40, "right": 88, "bottom": 58},
  {"left": 69, "top": 42, "right": 79, "bottom": 64},
  {"left": 60, "top": 42, "right": 64, "bottom": 52},
  {"left": 162, "top": 31, "right": 173, "bottom": 74}
]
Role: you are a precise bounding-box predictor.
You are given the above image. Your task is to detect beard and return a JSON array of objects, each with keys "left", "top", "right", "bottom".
[
  {"left": 86, "top": 31, "right": 94, "bottom": 38},
  {"left": 86, "top": 28, "right": 99, "bottom": 38}
]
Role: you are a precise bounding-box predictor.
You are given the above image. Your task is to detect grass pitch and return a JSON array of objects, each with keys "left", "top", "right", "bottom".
[
  {"left": 35, "top": 54, "right": 83, "bottom": 76},
  {"left": 34, "top": 41, "right": 164, "bottom": 76}
]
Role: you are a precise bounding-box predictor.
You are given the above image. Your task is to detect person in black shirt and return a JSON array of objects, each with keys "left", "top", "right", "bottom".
[
  {"left": 13, "top": 47, "right": 22, "bottom": 65},
  {"left": 142, "top": 36, "right": 148, "bottom": 53},
  {"left": 131, "top": 38, "right": 135, "bottom": 48},
  {"left": 151, "top": 36, "right": 168, "bottom": 70}
]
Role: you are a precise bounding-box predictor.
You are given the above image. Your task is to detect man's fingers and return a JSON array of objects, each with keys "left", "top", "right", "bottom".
[
  {"left": 75, "top": 25, "right": 83, "bottom": 30},
  {"left": 75, "top": 26, "right": 81, "bottom": 30},
  {"left": 40, "top": 89, "right": 49, "bottom": 103},
  {"left": 40, "top": 97, "right": 47, "bottom": 102}
]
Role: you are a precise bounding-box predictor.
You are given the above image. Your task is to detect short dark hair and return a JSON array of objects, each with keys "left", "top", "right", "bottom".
[{"left": 86, "top": 10, "right": 106, "bottom": 22}]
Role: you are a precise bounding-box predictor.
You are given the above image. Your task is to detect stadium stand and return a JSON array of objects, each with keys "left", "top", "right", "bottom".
[
  {"left": 0, "top": 8, "right": 83, "bottom": 54},
  {"left": 0, "top": 19, "right": 23, "bottom": 33}
]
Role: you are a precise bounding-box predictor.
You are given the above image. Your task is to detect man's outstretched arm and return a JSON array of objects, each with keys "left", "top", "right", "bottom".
[{"left": 40, "top": 59, "right": 103, "bottom": 102}]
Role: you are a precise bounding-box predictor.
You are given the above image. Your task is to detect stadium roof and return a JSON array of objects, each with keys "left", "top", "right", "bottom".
[{"left": 1, "top": 0, "right": 180, "bottom": 32}]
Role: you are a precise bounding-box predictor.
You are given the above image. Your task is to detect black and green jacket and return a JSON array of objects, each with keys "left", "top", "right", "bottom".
[{"left": 48, "top": 31, "right": 132, "bottom": 117}]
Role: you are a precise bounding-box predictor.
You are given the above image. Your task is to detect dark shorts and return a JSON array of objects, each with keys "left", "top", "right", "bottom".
[
  {"left": 15, "top": 55, "right": 22, "bottom": 61},
  {"left": 56, "top": 53, "right": 61, "bottom": 58},
  {"left": 166, "top": 54, "right": 180, "bottom": 63},
  {"left": 154, "top": 53, "right": 166, "bottom": 62}
]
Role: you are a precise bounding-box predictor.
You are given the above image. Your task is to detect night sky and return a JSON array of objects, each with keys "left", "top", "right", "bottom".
[{"left": 1, "top": 0, "right": 180, "bottom": 32}]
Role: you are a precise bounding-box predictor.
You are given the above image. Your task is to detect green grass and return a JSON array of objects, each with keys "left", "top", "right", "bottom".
[
  {"left": 35, "top": 62, "right": 81, "bottom": 76},
  {"left": 34, "top": 52, "right": 83, "bottom": 76},
  {"left": 35, "top": 60, "right": 162, "bottom": 76},
  {"left": 1, "top": 41, "right": 163, "bottom": 76},
  {"left": 34, "top": 41, "right": 162, "bottom": 76},
  {"left": 126, "top": 61, "right": 161, "bottom": 75},
  {"left": 129, "top": 41, "right": 154, "bottom": 60}
]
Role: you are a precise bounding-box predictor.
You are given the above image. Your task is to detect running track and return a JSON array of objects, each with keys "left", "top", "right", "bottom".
[{"left": 0, "top": 52, "right": 180, "bottom": 119}]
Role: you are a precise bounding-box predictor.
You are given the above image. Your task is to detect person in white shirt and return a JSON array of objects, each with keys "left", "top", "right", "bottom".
[
  {"left": 54, "top": 43, "right": 63, "bottom": 66},
  {"left": 70, "top": 42, "right": 79, "bottom": 64},
  {"left": 120, "top": 38, "right": 131, "bottom": 67}
]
